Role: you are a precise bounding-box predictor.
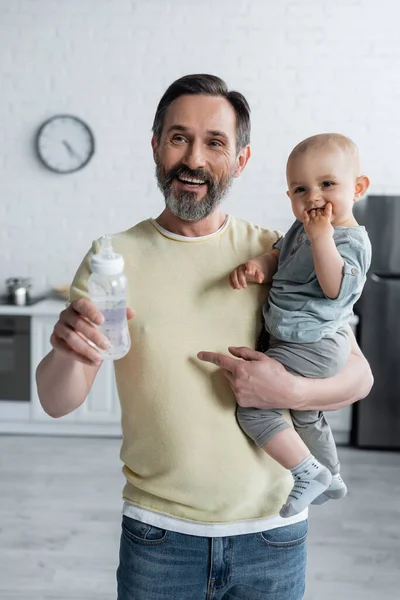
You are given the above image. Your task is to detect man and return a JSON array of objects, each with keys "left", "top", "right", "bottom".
[{"left": 36, "top": 74, "right": 373, "bottom": 600}]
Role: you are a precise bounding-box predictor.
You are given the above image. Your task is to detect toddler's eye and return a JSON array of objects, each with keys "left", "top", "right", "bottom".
[
  {"left": 294, "top": 186, "right": 306, "bottom": 194},
  {"left": 322, "top": 181, "right": 334, "bottom": 188}
]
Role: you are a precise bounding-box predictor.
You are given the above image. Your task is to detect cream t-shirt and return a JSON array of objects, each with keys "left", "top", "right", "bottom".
[{"left": 70, "top": 215, "right": 302, "bottom": 533}]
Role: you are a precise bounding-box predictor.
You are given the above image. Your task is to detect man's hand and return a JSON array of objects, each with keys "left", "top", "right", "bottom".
[
  {"left": 51, "top": 298, "right": 135, "bottom": 367},
  {"left": 197, "top": 346, "right": 294, "bottom": 409},
  {"left": 229, "top": 261, "right": 265, "bottom": 289},
  {"left": 198, "top": 326, "right": 373, "bottom": 413},
  {"left": 303, "top": 202, "right": 334, "bottom": 243}
]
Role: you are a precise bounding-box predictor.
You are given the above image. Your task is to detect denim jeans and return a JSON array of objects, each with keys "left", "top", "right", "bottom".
[{"left": 117, "top": 516, "right": 307, "bottom": 599}]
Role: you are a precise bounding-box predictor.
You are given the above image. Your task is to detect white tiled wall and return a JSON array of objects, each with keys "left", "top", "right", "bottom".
[{"left": 1, "top": 0, "right": 400, "bottom": 294}]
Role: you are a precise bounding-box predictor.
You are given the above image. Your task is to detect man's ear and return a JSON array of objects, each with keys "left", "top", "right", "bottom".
[
  {"left": 354, "top": 175, "right": 370, "bottom": 202},
  {"left": 151, "top": 135, "right": 158, "bottom": 163},
  {"left": 233, "top": 145, "right": 251, "bottom": 178}
]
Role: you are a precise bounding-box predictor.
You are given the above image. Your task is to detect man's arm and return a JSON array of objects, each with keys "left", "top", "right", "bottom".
[
  {"left": 197, "top": 326, "right": 373, "bottom": 412},
  {"left": 35, "top": 298, "right": 107, "bottom": 417},
  {"left": 36, "top": 299, "right": 134, "bottom": 418},
  {"left": 36, "top": 350, "right": 101, "bottom": 418},
  {"left": 293, "top": 327, "right": 373, "bottom": 411}
]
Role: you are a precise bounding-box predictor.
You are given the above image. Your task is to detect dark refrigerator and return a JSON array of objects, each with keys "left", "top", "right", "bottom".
[{"left": 353, "top": 195, "right": 400, "bottom": 449}]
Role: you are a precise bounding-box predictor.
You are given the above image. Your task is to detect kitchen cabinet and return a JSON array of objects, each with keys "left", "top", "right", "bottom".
[
  {"left": 325, "top": 406, "right": 352, "bottom": 445},
  {"left": 0, "top": 300, "right": 121, "bottom": 436},
  {"left": 30, "top": 314, "right": 121, "bottom": 426},
  {"left": 0, "top": 299, "right": 357, "bottom": 442}
]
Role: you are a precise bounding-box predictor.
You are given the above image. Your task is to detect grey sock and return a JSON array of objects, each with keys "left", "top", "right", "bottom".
[
  {"left": 280, "top": 455, "right": 332, "bottom": 518},
  {"left": 311, "top": 472, "right": 348, "bottom": 505}
]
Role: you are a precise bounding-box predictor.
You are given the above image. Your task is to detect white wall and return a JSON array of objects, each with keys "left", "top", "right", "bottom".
[{"left": 1, "top": 0, "right": 400, "bottom": 295}]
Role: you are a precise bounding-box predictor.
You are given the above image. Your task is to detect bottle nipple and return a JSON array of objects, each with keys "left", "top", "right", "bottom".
[{"left": 100, "top": 235, "right": 114, "bottom": 258}]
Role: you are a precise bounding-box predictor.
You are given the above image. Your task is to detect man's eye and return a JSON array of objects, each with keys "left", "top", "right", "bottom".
[
  {"left": 172, "top": 135, "right": 186, "bottom": 143},
  {"left": 209, "top": 140, "right": 222, "bottom": 147},
  {"left": 322, "top": 181, "right": 334, "bottom": 188},
  {"left": 294, "top": 187, "right": 306, "bottom": 194}
]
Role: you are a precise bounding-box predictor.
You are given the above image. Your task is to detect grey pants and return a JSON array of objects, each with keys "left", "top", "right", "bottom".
[{"left": 236, "top": 328, "right": 350, "bottom": 474}]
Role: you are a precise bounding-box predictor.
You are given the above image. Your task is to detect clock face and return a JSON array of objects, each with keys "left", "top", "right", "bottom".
[{"left": 36, "top": 115, "right": 95, "bottom": 174}]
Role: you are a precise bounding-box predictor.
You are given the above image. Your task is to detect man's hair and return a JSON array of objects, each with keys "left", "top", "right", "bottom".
[
  {"left": 287, "top": 133, "right": 360, "bottom": 175},
  {"left": 152, "top": 74, "right": 251, "bottom": 151}
]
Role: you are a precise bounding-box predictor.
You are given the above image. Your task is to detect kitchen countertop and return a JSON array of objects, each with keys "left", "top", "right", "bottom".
[
  {"left": 0, "top": 298, "right": 67, "bottom": 317},
  {"left": 0, "top": 298, "right": 360, "bottom": 326}
]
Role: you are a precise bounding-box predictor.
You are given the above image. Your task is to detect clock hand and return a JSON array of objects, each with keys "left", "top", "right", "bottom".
[
  {"left": 62, "top": 140, "right": 82, "bottom": 161},
  {"left": 62, "top": 140, "right": 74, "bottom": 156}
]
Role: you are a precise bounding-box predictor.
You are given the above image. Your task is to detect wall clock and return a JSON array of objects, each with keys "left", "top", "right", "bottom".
[{"left": 36, "top": 115, "right": 95, "bottom": 174}]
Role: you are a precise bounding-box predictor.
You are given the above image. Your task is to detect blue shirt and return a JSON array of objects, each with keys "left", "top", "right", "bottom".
[{"left": 263, "top": 219, "right": 372, "bottom": 343}]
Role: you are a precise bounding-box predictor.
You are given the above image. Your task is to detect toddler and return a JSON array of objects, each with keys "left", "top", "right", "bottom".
[{"left": 231, "top": 133, "right": 372, "bottom": 517}]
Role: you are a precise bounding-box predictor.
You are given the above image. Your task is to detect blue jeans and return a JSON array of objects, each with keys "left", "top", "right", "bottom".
[{"left": 117, "top": 516, "right": 307, "bottom": 599}]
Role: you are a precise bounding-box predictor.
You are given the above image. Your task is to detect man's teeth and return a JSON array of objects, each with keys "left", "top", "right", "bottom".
[{"left": 178, "top": 176, "right": 206, "bottom": 185}]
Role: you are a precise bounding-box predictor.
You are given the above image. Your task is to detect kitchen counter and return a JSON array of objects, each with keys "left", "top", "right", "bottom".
[
  {"left": 0, "top": 298, "right": 122, "bottom": 436},
  {"left": 0, "top": 298, "right": 360, "bottom": 324},
  {"left": 0, "top": 299, "right": 359, "bottom": 439},
  {"left": 0, "top": 298, "right": 66, "bottom": 316}
]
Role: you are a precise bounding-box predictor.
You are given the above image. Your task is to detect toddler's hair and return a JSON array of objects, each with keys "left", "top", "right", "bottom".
[{"left": 287, "top": 133, "right": 360, "bottom": 175}]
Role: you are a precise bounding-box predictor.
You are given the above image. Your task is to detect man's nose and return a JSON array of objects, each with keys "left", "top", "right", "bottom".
[{"left": 182, "top": 141, "right": 206, "bottom": 170}]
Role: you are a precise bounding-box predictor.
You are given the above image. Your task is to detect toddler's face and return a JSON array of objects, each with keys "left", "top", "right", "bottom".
[{"left": 286, "top": 147, "right": 361, "bottom": 225}]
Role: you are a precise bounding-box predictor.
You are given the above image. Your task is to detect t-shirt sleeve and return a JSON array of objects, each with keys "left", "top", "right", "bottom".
[
  {"left": 257, "top": 228, "right": 284, "bottom": 255},
  {"left": 332, "top": 236, "right": 371, "bottom": 302},
  {"left": 272, "top": 235, "right": 284, "bottom": 252},
  {"left": 271, "top": 220, "right": 302, "bottom": 254},
  {"left": 68, "top": 239, "right": 101, "bottom": 304}
]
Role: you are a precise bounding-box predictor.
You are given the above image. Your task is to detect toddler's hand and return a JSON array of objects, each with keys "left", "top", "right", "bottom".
[
  {"left": 230, "top": 261, "right": 265, "bottom": 289},
  {"left": 303, "top": 203, "right": 334, "bottom": 243}
]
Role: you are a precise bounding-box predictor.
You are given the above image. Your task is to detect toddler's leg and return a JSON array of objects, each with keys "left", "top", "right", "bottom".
[
  {"left": 311, "top": 473, "right": 348, "bottom": 505},
  {"left": 291, "top": 410, "right": 347, "bottom": 504},
  {"left": 236, "top": 407, "right": 332, "bottom": 517},
  {"left": 263, "top": 428, "right": 332, "bottom": 518}
]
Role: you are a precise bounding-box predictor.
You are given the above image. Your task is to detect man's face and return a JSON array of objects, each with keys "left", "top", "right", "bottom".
[{"left": 152, "top": 94, "right": 245, "bottom": 221}]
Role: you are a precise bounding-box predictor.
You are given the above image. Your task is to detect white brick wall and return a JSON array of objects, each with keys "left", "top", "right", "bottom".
[{"left": 1, "top": 0, "right": 400, "bottom": 295}]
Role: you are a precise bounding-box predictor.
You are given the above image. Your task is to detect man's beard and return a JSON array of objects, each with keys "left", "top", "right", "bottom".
[{"left": 155, "top": 161, "right": 234, "bottom": 222}]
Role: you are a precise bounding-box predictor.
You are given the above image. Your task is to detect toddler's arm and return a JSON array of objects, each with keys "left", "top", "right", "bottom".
[
  {"left": 230, "top": 249, "right": 280, "bottom": 290},
  {"left": 303, "top": 203, "right": 344, "bottom": 299}
]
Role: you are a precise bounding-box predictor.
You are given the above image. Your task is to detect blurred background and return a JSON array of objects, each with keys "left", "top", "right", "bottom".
[{"left": 0, "top": 1, "right": 399, "bottom": 599}]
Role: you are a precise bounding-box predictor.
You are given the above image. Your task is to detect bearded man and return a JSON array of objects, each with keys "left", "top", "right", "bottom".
[{"left": 36, "top": 74, "right": 373, "bottom": 600}]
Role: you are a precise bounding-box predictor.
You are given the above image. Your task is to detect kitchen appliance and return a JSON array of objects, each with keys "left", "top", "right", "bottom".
[
  {"left": 0, "top": 315, "right": 30, "bottom": 401},
  {"left": 0, "top": 295, "right": 45, "bottom": 306},
  {"left": 5, "top": 277, "right": 33, "bottom": 305},
  {"left": 2, "top": 278, "right": 46, "bottom": 306},
  {"left": 353, "top": 195, "right": 400, "bottom": 449}
]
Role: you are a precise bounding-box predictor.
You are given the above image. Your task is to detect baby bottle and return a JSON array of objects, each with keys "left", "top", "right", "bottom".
[{"left": 88, "top": 235, "right": 131, "bottom": 360}]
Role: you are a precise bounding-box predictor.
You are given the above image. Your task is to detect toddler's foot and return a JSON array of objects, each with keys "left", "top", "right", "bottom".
[
  {"left": 311, "top": 473, "right": 348, "bottom": 505},
  {"left": 280, "top": 456, "right": 332, "bottom": 518}
]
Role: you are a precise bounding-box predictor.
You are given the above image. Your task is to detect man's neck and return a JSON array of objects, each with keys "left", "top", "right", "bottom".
[{"left": 155, "top": 209, "right": 227, "bottom": 237}]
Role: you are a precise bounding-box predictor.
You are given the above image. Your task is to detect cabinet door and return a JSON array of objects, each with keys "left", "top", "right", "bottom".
[
  {"left": 325, "top": 405, "right": 352, "bottom": 440},
  {"left": 30, "top": 315, "right": 76, "bottom": 422},
  {"left": 30, "top": 316, "right": 120, "bottom": 426},
  {"left": 75, "top": 361, "right": 121, "bottom": 424}
]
